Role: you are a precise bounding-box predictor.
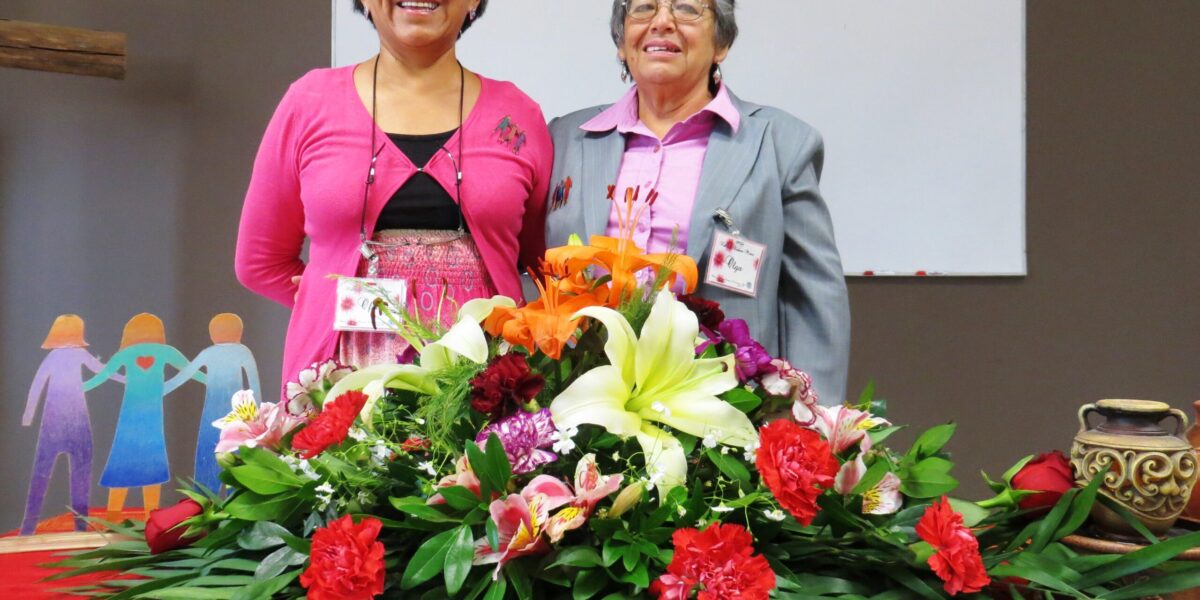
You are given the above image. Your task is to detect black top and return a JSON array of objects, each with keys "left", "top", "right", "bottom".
[{"left": 374, "top": 129, "right": 465, "bottom": 231}]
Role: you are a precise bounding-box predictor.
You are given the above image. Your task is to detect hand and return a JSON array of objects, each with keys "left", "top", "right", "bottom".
[{"left": 291, "top": 275, "right": 302, "bottom": 303}]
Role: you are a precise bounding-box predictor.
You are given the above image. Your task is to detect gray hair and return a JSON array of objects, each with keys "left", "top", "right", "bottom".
[{"left": 610, "top": 0, "right": 738, "bottom": 50}]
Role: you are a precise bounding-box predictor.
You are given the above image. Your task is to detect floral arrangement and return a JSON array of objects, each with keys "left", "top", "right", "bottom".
[{"left": 56, "top": 210, "right": 1200, "bottom": 599}]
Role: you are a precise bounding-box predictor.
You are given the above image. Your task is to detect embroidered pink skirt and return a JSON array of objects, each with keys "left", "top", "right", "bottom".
[{"left": 337, "top": 229, "right": 496, "bottom": 370}]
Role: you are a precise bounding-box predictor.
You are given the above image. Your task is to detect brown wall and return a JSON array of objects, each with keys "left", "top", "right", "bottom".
[{"left": 0, "top": 1, "right": 1196, "bottom": 530}]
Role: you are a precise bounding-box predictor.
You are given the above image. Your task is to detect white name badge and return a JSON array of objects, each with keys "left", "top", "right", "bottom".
[
  {"left": 704, "top": 231, "right": 766, "bottom": 297},
  {"left": 334, "top": 277, "right": 408, "bottom": 332}
]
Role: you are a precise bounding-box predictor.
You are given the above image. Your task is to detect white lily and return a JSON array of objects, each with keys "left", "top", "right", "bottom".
[{"left": 549, "top": 290, "right": 757, "bottom": 496}]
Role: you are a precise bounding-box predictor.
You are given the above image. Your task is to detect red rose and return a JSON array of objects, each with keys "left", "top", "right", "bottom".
[
  {"left": 678, "top": 294, "right": 725, "bottom": 331},
  {"left": 469, "top": 354, "right": 545, "bottom": 422},
  {"left": 651, "top": 523, "right": 775, "bottom": 600},
  {"left": 755, "top": 419, "right": 839, "bottom": 525},
  {"left": 144, "top": 499, "right": 205, "bottom": 554},
  {"left": 1011, "top": 451, "right": 1074, "bottom": 512},
  {"left": 916, "top": 497, "right": 991, "bottom": 596},
  {"left": 292, "top": 390, "right": 368, "bottom": 459},
  {"left": 300, "top": 515, "right": 385, "bottom": 600}
]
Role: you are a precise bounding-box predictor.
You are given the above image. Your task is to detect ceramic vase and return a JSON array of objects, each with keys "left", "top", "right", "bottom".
[{"left": 1070, "top": 399, "right": 1197, "bottom": 537}]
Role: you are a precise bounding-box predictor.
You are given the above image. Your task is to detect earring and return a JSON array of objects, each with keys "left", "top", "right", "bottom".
[
  {"left": 620, "top": 63, "right": 630, "bottom": 83},
  {"left": 713, "top": 65, "right": 723, "bottom": 85},
  {"left": 469, "top": 8, "right": 477, "bottom": 21}
]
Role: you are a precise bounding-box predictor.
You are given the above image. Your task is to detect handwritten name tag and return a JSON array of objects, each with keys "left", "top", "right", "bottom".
[
  {"left": 334, "top": 277, "right": 408, "bottom": 332},
  {"left": 704, "top": 231, "right": 766, "bottom": 297}
]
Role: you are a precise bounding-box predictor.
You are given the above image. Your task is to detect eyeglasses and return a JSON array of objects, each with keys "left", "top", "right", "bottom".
[{"left": 624, "top": 0, "right": 711, "bottom": 23}]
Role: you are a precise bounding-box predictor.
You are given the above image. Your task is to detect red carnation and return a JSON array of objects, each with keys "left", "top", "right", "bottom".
[
  {"left": 1011, "top": 451, "right": 1074, "bottom": 512},
  {"left": 300, "top": 515, "right": 385, "bottom": 600},
  {"left": 292, "top": 390, "right": 368, "bottom": 459},
  {"left": 755, "top": 419, "right": 839, "bottom": 525},
  {"left": 916, "top": 497, "right": 991, "bottom": 596},
  {"left": 469, "top": 353, "right": 545, "bottom": 422},
  {"left": 650, "top": 522, "right": 775, "bottom": 600},
  {"left": 678, "top": 294, "right": 725, "bottom": 331},
  {"left": 144, "top": 499, "right": 205, "bottom": 554}
]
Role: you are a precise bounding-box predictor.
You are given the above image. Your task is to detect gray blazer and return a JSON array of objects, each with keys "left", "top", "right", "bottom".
[{"left": 545, "top": 90, "right": 851, "bottom": 404}]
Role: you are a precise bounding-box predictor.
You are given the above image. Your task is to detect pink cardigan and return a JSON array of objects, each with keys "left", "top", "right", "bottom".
[{"left": 235, "top": 66, "right": 551, "bottom": 399}]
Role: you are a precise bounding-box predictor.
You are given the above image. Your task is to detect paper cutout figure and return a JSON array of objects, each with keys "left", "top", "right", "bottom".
[
  {"left": 20, "top": 315, "right": 122, "bottom": 535},
  {"left": 83, "top": 313, "right": 200, "bottom": 518},
  {"left": 164, "top": 313, "right": 261, "bottom": 492}
]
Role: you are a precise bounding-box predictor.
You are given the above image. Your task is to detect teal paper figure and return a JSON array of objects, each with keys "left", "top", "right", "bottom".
[
  {"left": 83, "top": 313, "right": 199, "bottom": 518},
  {"left": 165, "top": 313, "right": 260, "bottom": 492},
  {"left": 20, "top": 315, "right": 122, "bottom": 535}
]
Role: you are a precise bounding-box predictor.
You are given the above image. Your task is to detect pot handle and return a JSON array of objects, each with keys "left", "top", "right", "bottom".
[
  {"left": 1166, "top": 408, "right": 1190, "bottom": 436},
  {"left": 1077, "top": 403, "right": 1099, "bottom": 434}
]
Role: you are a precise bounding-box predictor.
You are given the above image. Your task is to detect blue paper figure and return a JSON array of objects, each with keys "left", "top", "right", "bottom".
[
  {"left": 20, "top": 315, "right": 122, "bottom": 535},
  {"left": 165, "top": 313, "right": 260, "bottom": 492},
  {"left": 83, "top": 313, "right": 200, "bottom": 517}
]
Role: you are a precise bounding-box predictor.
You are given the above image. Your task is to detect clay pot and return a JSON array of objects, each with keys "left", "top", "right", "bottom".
[
  {"left": 1185, "top": 400, "right": 1200, "bottom": 520},
  {"left": 1070, "top": 399, "right": 1198, "bottom": 537}
]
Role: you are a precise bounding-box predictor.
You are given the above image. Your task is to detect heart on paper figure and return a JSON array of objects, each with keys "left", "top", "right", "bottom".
[{"left": 136, "top": 356, "right": 155, "bottom": 370}]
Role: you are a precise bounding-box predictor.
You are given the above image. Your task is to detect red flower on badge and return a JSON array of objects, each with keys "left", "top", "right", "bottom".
[
  {"left": 713, "top": 252, "right": 726, "bottom": 267},
  {"left": 340, "top": 297, "right": 354, "bottom": 311},
  {"left": 724, "top": 238, "right": 736, "bottom": 251}
]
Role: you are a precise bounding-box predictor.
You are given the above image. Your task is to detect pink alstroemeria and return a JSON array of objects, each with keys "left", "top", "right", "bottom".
[
  {"left": 544, "top": 454, "right": 623, "bottom": 543},
  {"left": 862, "top": 472, "right": 903, "bottom": 515},
  {"left": 213, "top": 391, "right": 307, "bottom": 454},
  {"left": 807, "top": 404, "right": 890, "bottom": 455},
  {"left": 428, "top": 456, "right": 482, "bottom": 505},
  {"left": 474, "top": 476, "right": 573, "bottom": 578}
]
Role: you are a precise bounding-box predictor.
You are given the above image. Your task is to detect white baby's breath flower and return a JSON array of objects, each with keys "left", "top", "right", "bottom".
[
  {"left": 743, "top": 439, "right": 761, "bottom": 462},
  {"left": 676, "top": 505, "right": 687, "bottom": 517},
  {"left": 356, "top": 490, "right": 373, "bottom": 505},
  {"left": 370, "top": 440, "right": 392, "bottom": 467},
  {"left": 763, "top": 509, "right": 787, "bottom": 522},
  {"left": 418, "top": 461, "right": 437, "bottom": 477},
  {"left": 710, "top": 503, "right": 735, "bottom": 513},
  {"left": 315, "top": 482, "right": 335, "bottom": 511},
  {"left": 348, "top": 427, "right": 368, "bottom": 442},
  {"left": 701, "top": 429, "right": 722, "bottom": 449},
  {"left": 650, "top": 402, "right": 672, "bottom": 417},
  {"left": 551, "top": 425, "right": 579, "bottom": 454},
  {"left": 415, "top": 417, "right": 426, "bottom": 425},
  {"left": 720, "top": 446, "right": 730, "bottom": 455}
]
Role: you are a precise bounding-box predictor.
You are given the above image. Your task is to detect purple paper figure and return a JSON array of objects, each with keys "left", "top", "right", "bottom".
[
  {"left": 20, "top": 315, "right": 121, "bottom": 535},
  {"left": 83, "top": 313, "right": 200, "bottom": 518},
  {"left": 164, "top": 313, "right": 261, "bottom": 492}
]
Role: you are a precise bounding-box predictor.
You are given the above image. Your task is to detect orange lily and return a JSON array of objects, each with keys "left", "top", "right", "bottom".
[
  {"left": 544, "top": 186, "right": 698, "bottom": 306},
  {"left": 484, "top": 275, "right": 601, "bottom": 360}
]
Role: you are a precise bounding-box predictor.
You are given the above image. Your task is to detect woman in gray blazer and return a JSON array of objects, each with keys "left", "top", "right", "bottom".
[{"left": 545, "top": 0, "right": 851, "bottom": 404}]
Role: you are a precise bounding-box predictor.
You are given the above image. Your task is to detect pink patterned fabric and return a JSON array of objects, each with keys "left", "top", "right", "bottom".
[{"left": 337, "top": 230, "right": 496, "bottom": 370}]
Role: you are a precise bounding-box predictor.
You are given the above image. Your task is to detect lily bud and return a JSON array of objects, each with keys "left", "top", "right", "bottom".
[
  {"left": 215, "top": 452, "right": 237, "bottom": 470},
  {"left": 607, "top": 481, "right": 646, "bottom": 518}
]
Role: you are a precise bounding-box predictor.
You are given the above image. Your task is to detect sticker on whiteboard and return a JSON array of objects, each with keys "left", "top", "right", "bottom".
[{"left": 704, "top": 231, "right": 765, "bottom": 297}]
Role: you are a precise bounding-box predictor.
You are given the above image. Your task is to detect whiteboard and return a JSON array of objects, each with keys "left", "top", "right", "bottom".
[{"left": 332, "top": 1, "right": 1026, "bottom": 276}]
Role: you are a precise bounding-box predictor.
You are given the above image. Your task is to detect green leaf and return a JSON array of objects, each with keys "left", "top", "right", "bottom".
[
  {"left": 705, "top": 448, "right": 751, "bottom": 488},
  {"left": 137, "top": 588, "right": 243, "bottom": 599},
  {"left": 237, "top": 521, "right": 292, "bottom": 551},
  {"left": 482, "top": 574, "right": 507, "bottom": 600},
  {"left": 229, "top": 464, "right": 303, "bottom": 495},
  {"left": 880, "top": 566, "right": 942, "bottom": 600},
  {"left": 548, "top": 547, "right": 604, "bottom": 569},
  {"left": 443, "top": 525, "right": 476, "bottom": 595},
  {"left": 229, "top": 571, "right": 300, "bottom": 600},
  {"left": 390, "top": 496, "right": 462, "bottom": 523},
  {"left": 224, "top": 491, "right": 297, "bottom": 522},
  {"left": 438, "top": 485, "right": 483, "bottom": 511},
  {"left": 907, "top": 423, "right": 956, "bottom": 460},
  {"left": 947, "top": 498, "right": 990, "bottom": 527},
  {"left": 1027, "top": 487, "right": 1078, "bottom": 553},
  {"left": 486, "top": 514, "right": 501, "bottom": 552},
  {"left": 482, "top": 434, "right": 514, "bottom": 494},
  {"left": 238, "top": 446, "right": 298, "bottom": 477},
  {"left": 899, "top": 457, "right": 958, "bottom": 498},
  {"left": 856, "top": 379, "right": 876, "bottom": 410},
  {"left": 509, "top": 566, "right": 533, "bottom": 600},
  {"left": 868, "top": 425, "right": 903, "bottom": 447},
  {"left": 1001, "top": 454, "right": 1036, "bottom": 483},
  {"left": 1098, "top": 564, "right": 1200, "bottom": 600},
  {"left": 722, "top": 386, "right": 763, "bottom": 413},
  {"left": 850, "top": 459, "right": 892, "bottom": 496},
  {"left": 254, "top": 546, "right": 306, "bottom": 581},
  {"left": 1073, "top": 530, "right": 1200, "bottom": 589},
  {"left": 1051, "top": 467, "right": 1106, "bottom": 540},
  {"left": 401, "top": 527, "right": 459, "bottom": 589}
]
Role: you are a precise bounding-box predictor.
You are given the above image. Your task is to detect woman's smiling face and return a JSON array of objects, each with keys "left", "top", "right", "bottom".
[
  {"left": 363, "top": 0, "right": 480, "bottom": 51},
  {"left": 619, "top": 1, "right": 729, "bottom": 96}
]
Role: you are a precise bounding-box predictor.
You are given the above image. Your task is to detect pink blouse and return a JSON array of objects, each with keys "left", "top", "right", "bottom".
[
  {"left": 236, "top": 66, "right": 552, "bottom": 399},
  {"left": 582, "top": 84, "right": 740, "bottom": 256}
]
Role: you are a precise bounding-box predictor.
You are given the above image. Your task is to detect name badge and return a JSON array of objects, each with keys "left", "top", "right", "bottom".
[
  {"left": 334, "top": 277, "right": 408, "bottom": 332},
  {"left": 704, "top": 231, "right": 766, "bottom": 297}
]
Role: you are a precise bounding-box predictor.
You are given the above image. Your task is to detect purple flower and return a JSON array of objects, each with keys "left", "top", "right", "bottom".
[
  {"left": 718, "top": 319, "right": 774, "bottom": 382},
  {"left": 475, "top": 408, "right": 558, "bottom": 474}
]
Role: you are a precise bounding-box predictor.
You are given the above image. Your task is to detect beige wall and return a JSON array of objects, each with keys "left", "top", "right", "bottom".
[{"left": 0, "top": 1, "right": 1196, "bottom": 529}]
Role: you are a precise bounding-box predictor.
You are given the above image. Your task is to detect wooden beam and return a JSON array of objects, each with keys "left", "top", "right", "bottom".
[
  {"left": 0, "top": 531, "right": 131, "bottom": 555},
  {"left": 0, "top": 19, "right": 126, "bottom": 80}
]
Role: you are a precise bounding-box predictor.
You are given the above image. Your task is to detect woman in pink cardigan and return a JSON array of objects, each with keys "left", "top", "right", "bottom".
[{"left": 235, "top": 0, "right": 551, "bottom": 400}]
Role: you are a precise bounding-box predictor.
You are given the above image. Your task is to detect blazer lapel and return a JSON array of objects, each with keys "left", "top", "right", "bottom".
[
  {"left": 581, "top": 131, "right": 625, "bottom": 240},
  {"left": 686, "top": 98, "right": 767, "bottom": 263}
]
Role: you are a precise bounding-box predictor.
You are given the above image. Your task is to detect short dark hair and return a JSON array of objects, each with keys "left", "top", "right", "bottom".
[{"left": 352, "top": 1, "right": 488, "bottom": 36}]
